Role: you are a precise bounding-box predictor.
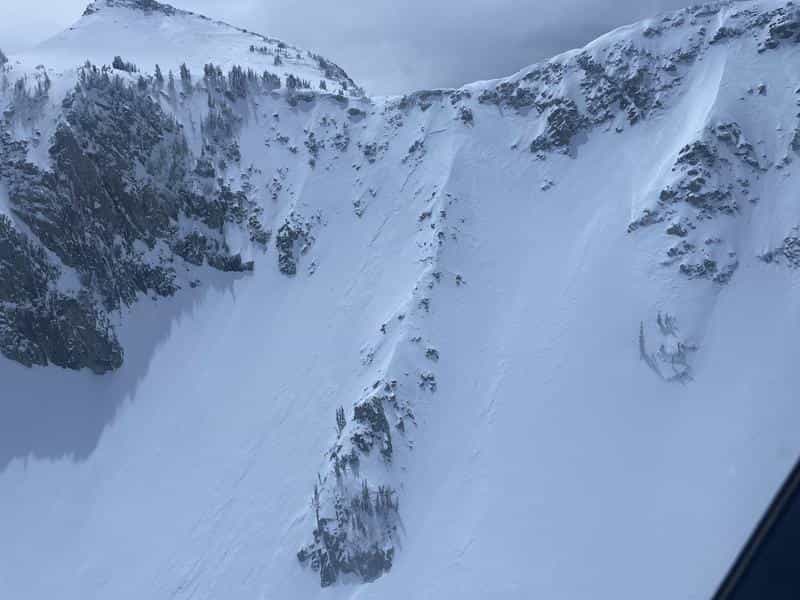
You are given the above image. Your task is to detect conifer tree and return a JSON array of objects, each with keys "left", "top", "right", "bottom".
[
  {"left": 167, "top": 70, "right": 176, "bottom": 99},
  {"left": 179, "top": 62, "right": 191, "bottom": 92},
  {"left": 336, "top": 406, "right": 346, "bottom": 435}
]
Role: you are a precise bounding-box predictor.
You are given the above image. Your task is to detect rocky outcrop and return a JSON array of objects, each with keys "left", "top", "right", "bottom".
[
  {"left": 297, "top": 477, "right": 399, "bottom": 587},
  {"left": 761, "top": 234, "right": 800, "bottom": 268},
  {"left": 298, "top": 380, "right": 408, "bottom": 587},
  {"left": 757, "top": 4, "right": 800, "bottom": 52},
  {"left": 639, "top": 313, "right": 697, "bottom": 384},
  {"left": 628, "top": 121, "right": 762, "bottom": 285},
  {"left": 0, "top": 215, "right": 123, "bottom": 373},
  {"left": 475, "top": 22, "right": 696, "bottom": 159},
  {"left": 275, "top": 215, "right": 314, "bottom": 276},
  {"left": 0, "top": 63, "right": 259, "bottom": 371},
  {"left": 529, "top": 99, "right": 585, "bottom": 155}
]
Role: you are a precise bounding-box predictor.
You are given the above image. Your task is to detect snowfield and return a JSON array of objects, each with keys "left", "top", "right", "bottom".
[{"left": 2, "top": 1, "right": 800, "bottom": 598}]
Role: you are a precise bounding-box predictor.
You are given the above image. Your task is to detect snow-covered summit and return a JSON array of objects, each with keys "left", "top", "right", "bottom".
[
  {"left": 17, "top": 0, "right": 361, "bottom": 95},
  {"left": 84, "top": 0, "right": 180, "bottom": 15}
]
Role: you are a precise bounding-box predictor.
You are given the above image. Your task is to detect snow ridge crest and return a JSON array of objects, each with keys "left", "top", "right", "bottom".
[{"left": 83, "top": 0, "right": 179, "bottom": 17}]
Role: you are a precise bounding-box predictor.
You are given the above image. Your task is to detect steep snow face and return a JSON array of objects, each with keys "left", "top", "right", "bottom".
[{"left": 2, "top": 1, "right": 800, "bottom": 599}]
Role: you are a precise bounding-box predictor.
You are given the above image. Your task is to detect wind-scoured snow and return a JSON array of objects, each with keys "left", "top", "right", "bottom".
[{"left": 2, "top": 1, "right": 800, "bottom": 599}]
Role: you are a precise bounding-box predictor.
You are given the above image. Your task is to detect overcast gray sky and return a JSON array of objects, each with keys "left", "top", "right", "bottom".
[{"left": 1, "top": 0, "right": 690, "bottom": 95}]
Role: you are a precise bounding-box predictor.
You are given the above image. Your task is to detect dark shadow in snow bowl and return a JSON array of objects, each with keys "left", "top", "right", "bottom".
[{"left": 0, "top": 271, "right": 244, "bottom": 470}]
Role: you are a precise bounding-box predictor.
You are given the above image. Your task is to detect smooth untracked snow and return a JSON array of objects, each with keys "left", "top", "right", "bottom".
[{"left": 2, "top": 1, "right": 800, "bottom": 598}]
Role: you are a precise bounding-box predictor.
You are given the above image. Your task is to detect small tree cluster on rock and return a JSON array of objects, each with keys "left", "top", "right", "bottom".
[
  {"left": 275, "top": 217, "right": 312, "bottom": 275},
  {"left": 297, "top": 477, "right": 400, "bottom": 587},
  {"left": 179, "top": 62, "right": 191, "bottom": 92},
  {"left": 112, "top": 55, "right": 138, "bottom": 73},
  {"left": 298, "top": 379, "right": 413, "bottom": 586},
  {"left": 202, "top": 62, "right": 281, "bottom": 99},
  {"left": 336, "top": 406, "right": 347, "bottom": 435},
  {"left": 286, "top": 74, "right": 312, "bottom": 90},
  {"left": 7, "top": 72, "right": 50, "bottom": 122}
]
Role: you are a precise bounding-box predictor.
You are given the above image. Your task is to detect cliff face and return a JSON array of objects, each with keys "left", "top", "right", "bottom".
[{"left": 1, "top": 1, "right": 800, "bottom": 598}]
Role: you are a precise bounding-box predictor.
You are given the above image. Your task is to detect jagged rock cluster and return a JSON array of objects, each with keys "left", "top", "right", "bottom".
[
  {"left": 476, "top": 24, "right": 692, "bottom": 157},
  {"left": 629, "top": 121, "right": 763, "bottom": 285},
  {"left": 757, "top": 4, "right": 800, "bottom": 51},
  {"left": 761, "top": 234, "right": 800, "bottom": 267}
]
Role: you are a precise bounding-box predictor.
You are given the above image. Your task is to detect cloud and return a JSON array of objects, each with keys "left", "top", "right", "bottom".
[
  {"left": 0, "top": 1, "right": 86, "bottom": 53},
  {"left": 1, "top": 0, "right": 692, "bottom": 95}
]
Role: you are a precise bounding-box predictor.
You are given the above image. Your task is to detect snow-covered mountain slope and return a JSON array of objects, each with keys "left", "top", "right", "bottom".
[
  {"left": 19, "top": 0, "right": 360, "bottom": 95},
  {"left": 2, "top": 1, "right": 800, "bottom": 598}
]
